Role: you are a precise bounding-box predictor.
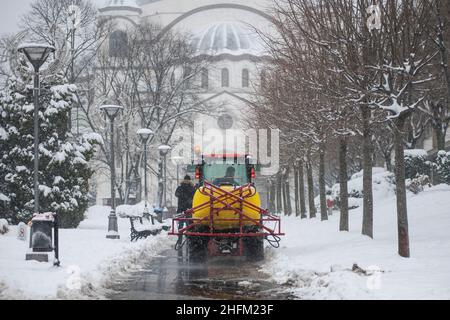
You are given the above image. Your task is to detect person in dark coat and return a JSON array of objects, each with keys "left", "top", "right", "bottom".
[
  {"left": 175, "top": 175, "right": 196, "bottom": 235},
  {"left": 175, "top": 175, "right": 196, "bottom": 215}
]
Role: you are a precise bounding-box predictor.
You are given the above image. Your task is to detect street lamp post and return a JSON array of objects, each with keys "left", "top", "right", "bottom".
[
  {"left": 172, "top": 156, "right": 185, "bottom": 185},
  {"left": 18, "top": 44, "right": 55, "bottom": 215},
  {"left": 137, "top": 129, "right": 154, "bottom": 220},
  {"left": 100, "top": 104, "right": 124, "bottom": 240},
  {"left": 157, "top": 145, "right": 171, "bottom": 221}
]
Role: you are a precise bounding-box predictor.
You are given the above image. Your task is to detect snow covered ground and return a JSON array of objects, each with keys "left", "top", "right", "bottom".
[
  {"left": 264, "top": 184, "right": 450, "bottom": 300},
  {"left": 2, "top": 178, "right": 450, "bottom": 300},
  {"left": 0, "top": 206, "right": 175, "bottom": 299}
]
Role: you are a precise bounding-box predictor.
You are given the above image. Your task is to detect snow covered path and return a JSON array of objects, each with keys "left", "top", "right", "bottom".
[
  {"left": 0, "top": 206, "right": 174, "bottom": 299},
  {"left": 264, "top": 185, "right": 450, "bottom": 300},
  {"left": 105, "top": 249, "right": 293, "bottom": 300}
]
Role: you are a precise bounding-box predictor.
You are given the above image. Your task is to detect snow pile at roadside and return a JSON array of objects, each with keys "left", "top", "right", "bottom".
[
  {"left": 0, "top": 206, "right": 175, "bottom": 300},
  {"left": 331, "top": 168, "right": 396, "bottom": 209},
  {"left": 56, "top": 234, "right": 174, "bottom": 299},
  {"left": 265, "top": 184, "right": 450, "bottom": 300}
]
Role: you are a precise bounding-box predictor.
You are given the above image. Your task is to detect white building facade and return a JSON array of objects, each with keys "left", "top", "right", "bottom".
[{"left": 94, "top": 0, "right": 275, "bottom": 207}]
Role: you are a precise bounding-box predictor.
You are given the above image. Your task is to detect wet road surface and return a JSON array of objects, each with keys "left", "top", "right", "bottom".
[{"left": 106, "top": 248, "right": 294, "bottom": 300}]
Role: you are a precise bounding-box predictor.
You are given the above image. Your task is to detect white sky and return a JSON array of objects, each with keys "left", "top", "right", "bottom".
[{"left": 0, "top": 0, "right": 104, "bottom": 36}]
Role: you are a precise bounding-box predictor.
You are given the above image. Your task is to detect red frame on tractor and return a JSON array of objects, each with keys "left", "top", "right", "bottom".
[{"left": 169, "top": 181, "right": 284, "bottom": 256}]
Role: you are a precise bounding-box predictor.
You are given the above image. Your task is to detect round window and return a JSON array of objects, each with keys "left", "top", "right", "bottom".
[{"left": 217, "top": 114, "right": 234, "bottom": 130}]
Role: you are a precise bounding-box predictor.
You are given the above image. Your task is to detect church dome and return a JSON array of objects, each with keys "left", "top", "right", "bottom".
[
  {"left": 192, "top": 22, "right": 265, "bottom": 57},
  {"left": 100, "top": 0, "right": 142, "bottom": 13}
]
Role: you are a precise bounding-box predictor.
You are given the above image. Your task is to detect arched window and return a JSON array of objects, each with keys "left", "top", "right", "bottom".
[
  {"left": 221, "top": 68, "right": 230, "bottom": 87},
  {"left": 242, "top": 69, "right": 250, "bottom": 88},
  {"left": 109, "top": 30, "right": 128, "bottom": 58},
  {"left": 201, "top": 68, "right": 209, "bottom": 89}
]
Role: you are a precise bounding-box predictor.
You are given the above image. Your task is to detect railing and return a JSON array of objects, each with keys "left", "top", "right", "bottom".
[{"left": 169, "top": 181, "right": 284, "bottom": 238}]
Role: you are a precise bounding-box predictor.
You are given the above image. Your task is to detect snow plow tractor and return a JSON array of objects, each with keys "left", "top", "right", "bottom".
[{"left": 170, "top": 154, "right": 284, "bottom": 263}]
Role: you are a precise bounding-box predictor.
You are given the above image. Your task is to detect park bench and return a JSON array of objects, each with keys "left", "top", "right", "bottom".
[{"left": 128, "top": 215, "right": 170, "bottom": 242}]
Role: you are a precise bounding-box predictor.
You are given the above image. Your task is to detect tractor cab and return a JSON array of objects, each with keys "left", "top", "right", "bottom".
[{"left": 190, "top": 154, "right": 258, "bottom": 187}]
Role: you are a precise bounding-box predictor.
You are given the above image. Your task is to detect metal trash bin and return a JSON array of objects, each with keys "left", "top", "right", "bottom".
[
  {"left": 26, "top": 213, "right": 60, "bottom": 265},
  {"left": 30, "top": 220, "right": 53, "bottom": 252}
]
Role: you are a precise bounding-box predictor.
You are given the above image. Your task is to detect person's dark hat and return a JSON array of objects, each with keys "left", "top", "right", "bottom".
[
  {"left": 184, "top": 175, "right": 191, "bottom": 181},
  {"left": 225, "top": 167, "right": 235, "bottom": 177}
]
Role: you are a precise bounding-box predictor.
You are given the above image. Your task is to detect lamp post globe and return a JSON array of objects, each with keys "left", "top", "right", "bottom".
[
  {"left": 18, "top": 43, "right": 56, "bottom": 217},
  {"left": 100, "top": 104, "right": 124, "bottom": 240},
  {"left": 100, "top": 105, "right": 123, "bottom": 120},
  {"left": 137, "top": 129, "right": 154, "bottom": 221},
  {"left": 158, "top": 145, "right": 172, "bottom": 157},
  {"left": 18, "top": 44, "right": 55, "bottom": 72},
  {"left": 137, "top": 128, "right": 154, "bottom": 142}
]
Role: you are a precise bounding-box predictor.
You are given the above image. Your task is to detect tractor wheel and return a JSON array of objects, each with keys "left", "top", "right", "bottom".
[
  {"left": 187, "top": 235, "right": 208, "bottom": 263},
  {"left": 244, "top": 236, "right": 265, "bottom": 262}
]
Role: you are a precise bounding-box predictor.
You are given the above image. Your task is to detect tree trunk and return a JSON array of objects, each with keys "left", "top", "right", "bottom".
[
  {"left": 306, "top": 156, "right": 316, "bottom": 218},
  {"left": 294, "top": 164, "right": 300, "bottom": 217},
  {"left": 276, "top": 173, "right": 283, "bottom": 214},
  {"left": 361, "top": 107, "right": 374, "bottom": 238},
  {"left": 436, "top": 127, "right": 446, "bottom": 151},
  {"left": 282, "top": 175, "right": 288, "bottom": 215},
  {"left": 136, "top": 175, "right": 142, "bottom": 204},
  {"left": 339, "top": 137, "right": 349, "bottom": 232},
  {"left": 269, "top": 179, "right": 276, "bottom": 213},
  {"left": 395, "top": 116, "right": 411, "bottom": 258},
  {"left": 319, "top": 146, "right": 328, "bottom": 221},
  {"left": 434, "top": 0, "right": 450, "bottom": 152},
  {"left": 285, "top": 170, "right": 293, "bottom": 216},
  {"left": 298, "top": 162, "right": 307, "bottom": 219},
  {"left": 124, "top": 123, "right": 130, "bottom": 205},
  {"left": 384, "top": 151, "right": 393, "bottom": 172}
]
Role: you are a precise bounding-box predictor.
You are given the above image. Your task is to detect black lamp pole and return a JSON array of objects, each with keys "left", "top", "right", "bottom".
[
  {"left": 101, "top": 105, "right": 124, "bottom": 240},
  {"left": 18, "top": 44, "right": 55, "bottom": 215},
  {"left": 109, "top": 117, "right": 118, "bottom": 238},
  {"left": 137, "top": 129, "right": 154, "bottom": 220},
  {"left": 32, "top": 72, "right": 40, "bottom": 214}
]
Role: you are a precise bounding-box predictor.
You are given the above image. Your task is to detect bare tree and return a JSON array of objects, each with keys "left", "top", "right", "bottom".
[
  {"left": 420, "top": 0, "right": 450, "bottom": 151},
  {"left": 20, "top": 0, "right": 104, "bottom": 83},
  {"left": 265, "top": 0, "right": 378, "bottom": 236},
  {"left": 79, "top": 22, "right": 211, "bottom": 203},
  {"left": 369, "top": 0, "right": 437, "bottom": 258}
]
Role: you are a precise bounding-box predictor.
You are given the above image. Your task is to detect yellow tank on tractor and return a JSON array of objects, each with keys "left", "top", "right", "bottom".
[{"left": 170, "top": 154, "right": 284, "bottom": 263}]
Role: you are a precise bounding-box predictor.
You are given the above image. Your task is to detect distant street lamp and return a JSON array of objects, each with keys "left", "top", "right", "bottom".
[
  {"left": 67, "top": 4, "right": 81, "bottom": 135},
  {"left": 100, "top": 104, "right": 124, "bottom": 240},
  {"left": 172, "top": 156, "right": 185, "bottom": 185},
  {"left": 18, "top": 44, "right": 55, "bottom": 216},
  {"left": 137, "top": 129, "right": 154, "bottom": 220},
  {"left": 157, "top": 145, "right": 171, "bottom": 221}
]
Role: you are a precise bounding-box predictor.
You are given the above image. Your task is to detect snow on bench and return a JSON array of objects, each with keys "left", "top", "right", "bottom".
[{"left": 116, "top": 202, "right": 171, "bottom": 242}]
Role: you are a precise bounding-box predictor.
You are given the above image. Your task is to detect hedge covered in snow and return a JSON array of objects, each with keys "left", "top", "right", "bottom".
[
  {"left": 435, "top": 151, "right": 450, "bottom": 184},
  {"left": 404, "top": 149, "right": 450, "bottom": 185},
  {"left": 331, "top": 168, "right": 396, "bottom": 210},
  {"left": 404, "top": 149, "right": 432, "bottom": 180}
]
